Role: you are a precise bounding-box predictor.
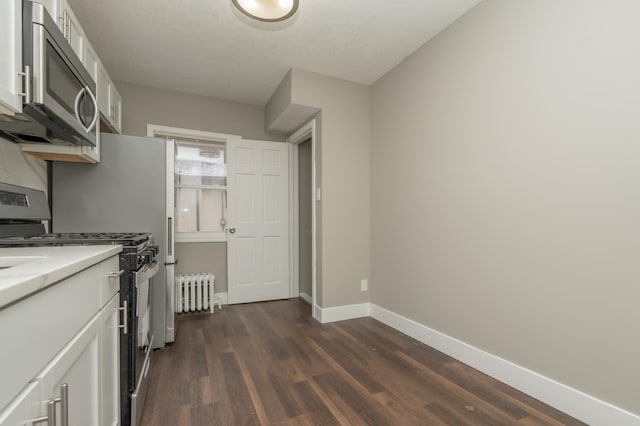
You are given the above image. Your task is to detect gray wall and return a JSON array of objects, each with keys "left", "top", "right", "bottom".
[
  {"left": 298, "top": 138, "right": 312, "bottom": 297},
  {"left": 265, "top": 69, "right": 371, "bottom": 308},
  {"left": 290, "top": 70, "right": 371, "bottom": 308},
  {"left": 371, "top": 0, "right": 640, "bottom": 415},
  {"left": 117, "top": 81, "right": 284, "bottom": 141},
  {"left": 175, "top": 243, "right": 227, "bottom": 292}
]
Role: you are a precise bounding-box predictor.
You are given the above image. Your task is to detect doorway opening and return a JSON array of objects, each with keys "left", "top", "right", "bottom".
[
  {"left": 297, "top": 138, "right": 312, "bottom": 304},
  {"left": 288, "top": 119, "right": 319, "bottom": 320}
]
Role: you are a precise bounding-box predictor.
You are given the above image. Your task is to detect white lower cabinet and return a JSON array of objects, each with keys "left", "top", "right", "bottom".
[
  {"left": 0, "top": 254, "right": 121, "bottom": 426},
  {"left": 37, "top": 314, "right": 101, "bottom": 426},
  {"left": 0, "top": 382, "right": 41, "bottom": 426},
  {"left": 100, "top": 294, "right": 121, "bottom": 426}
]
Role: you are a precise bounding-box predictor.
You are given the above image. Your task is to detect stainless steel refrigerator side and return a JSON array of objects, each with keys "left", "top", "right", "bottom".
[
  {"left": 50, "top": 133, "right": 168, "bottom": 349},
  {"left": 165, "top": 138, "right": 176, "bottom": 343}
]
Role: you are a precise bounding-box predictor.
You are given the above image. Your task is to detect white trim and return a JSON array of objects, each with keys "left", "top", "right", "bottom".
[
  {"left": 287, "top": 119, "right": 318, "bottom": 321},
  {"left": 313, "top": 304, "right": 323, "bottom": 320},
  {"left": 299, "top": 292, "right": 312, "bottom": 305},
  {"left": 147, "top": 124, "right": 241, "bottom": 142},
  {"left": 317, "top": 303, "right": 371, "bottom": 324},
  {"left": 369, "top": 304, "right": 640, "bottom": 426},
  {"left": 289, "top": 143, "right": 299, "bottom": 299}
]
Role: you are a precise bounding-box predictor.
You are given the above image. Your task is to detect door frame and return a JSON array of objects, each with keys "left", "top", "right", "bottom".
[{"left": 287, "top": 119, "right": 318, "bottom": 320}]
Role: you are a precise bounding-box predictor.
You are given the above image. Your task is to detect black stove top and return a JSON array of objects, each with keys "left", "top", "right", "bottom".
[{"left": 0, "top": 232, "right": 153, "bottom": 248}]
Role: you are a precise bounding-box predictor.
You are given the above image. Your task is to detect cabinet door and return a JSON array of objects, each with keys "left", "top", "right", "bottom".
[
  {"left": 0, "top": 0, "right": 23, "bottom": 114},
  {"left": 37, "top": 0, "right": 62, "bottom": 27},
  {"left": 37, "top": 315, "right": 100, "bottom": 426},
  {"left": 98, "top": 62, "right": 112, "bottom": 120},
  {"left": 61, "top": 0, "right": 84, "bottom": 61},
  {"left": 0, "top": 382, "right": 42, "bottom": 426},
  {"left": 83, "top": 40, "right": 99, "bottom": 84},
  {"left": 99, "top": 294, "right": 121, "bottom": 426},
  {"left": 111, "top": 86, "right": 122, "bottom": 133}
]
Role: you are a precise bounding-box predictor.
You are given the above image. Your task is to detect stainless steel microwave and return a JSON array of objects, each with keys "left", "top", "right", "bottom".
[{"left": 0, "top": 0, "right": 97, "bottom": 146}]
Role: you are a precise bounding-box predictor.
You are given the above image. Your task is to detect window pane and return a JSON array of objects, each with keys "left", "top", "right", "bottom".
[
  {"left": 174, "top": 140, "right": 227, "bottom": 235},
  {"left": 199, "top": 189, "right": 224, "bottom": 232},
  {"left": 176, "top": 188, "right": 198, "bottom": 232},
  {"left": 175, "top": 142, "right": 226, "bottom": 186}
]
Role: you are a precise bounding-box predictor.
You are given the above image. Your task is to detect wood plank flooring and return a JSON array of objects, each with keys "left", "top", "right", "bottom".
[{"left": 140, "top": 298, "right": 585, "bottom": 425}]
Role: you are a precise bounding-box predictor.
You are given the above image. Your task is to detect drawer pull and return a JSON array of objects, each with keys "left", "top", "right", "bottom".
[
  {"left": 107, "top": 269, "right": 125, "bottom": 279},
  {"left": 30, "top": 399, "right": 55, "bottom": 425},
  {"left": 118, "top": 300, "right": 128, "bottom": 334},
  {"left": 50, "top": 383, "right": 69, "bottom": 426}
]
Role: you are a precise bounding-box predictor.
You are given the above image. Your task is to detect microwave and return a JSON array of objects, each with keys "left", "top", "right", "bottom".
[{"left": 0, "top": 0, "right": 97, "bottom": 146}]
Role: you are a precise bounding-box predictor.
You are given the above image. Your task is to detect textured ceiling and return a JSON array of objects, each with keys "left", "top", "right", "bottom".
[{"left": 67, "top": 0, "right": 481, "bottom": 105}]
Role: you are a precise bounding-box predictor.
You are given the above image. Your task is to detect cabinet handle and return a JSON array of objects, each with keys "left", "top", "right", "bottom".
[
  {"left": 74, "top": 86, "right": 99, "bottom": 133},
  {"left": 65, "top": 14, "right": 71, "bottom": 41},
  {"left": 30, "top": 399, "right": 56, "bottom": 425},
  {"left": 167, "top": 217, "right": 173, "bottom": 256},
  {"left": 118, "top": 300, "right": 128, "bottom": 334},
  {"left": 51, "top": 384, "right": 69, "bottom": 426},
  {"left": 17, "top": 65, "right": 31, "bottom": 104},
  {"left": 108, "top": 269, "right": 125, "bottom": 279}
]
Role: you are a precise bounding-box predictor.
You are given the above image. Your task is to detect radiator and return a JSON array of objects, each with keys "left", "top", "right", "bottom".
[{"left": 176, "top": 273, "right": 216, "bottom": 314}]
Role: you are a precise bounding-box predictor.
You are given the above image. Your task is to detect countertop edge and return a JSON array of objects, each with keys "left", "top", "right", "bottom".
[{"left": 0, "top": 245, "right": 123, "bottom": 310}]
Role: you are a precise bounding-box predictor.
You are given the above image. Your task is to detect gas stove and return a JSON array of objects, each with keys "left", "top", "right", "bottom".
[
  {"left": 0, "top": 232, "right": 157, "bottom": 270},
  {"left": 0, "top": 182, "right": 159, "bottom": 426},
  {"left": 0, "top": 232, "right": 153, "bottom": 249}
]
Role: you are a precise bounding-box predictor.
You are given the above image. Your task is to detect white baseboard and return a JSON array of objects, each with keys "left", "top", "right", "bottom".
[
  {"left": 299, "top": 292, "right": 312, "bottom": 305},
  {"left": 316, "top": 302, "right": 370, "bottom": 324},
  {"left": 369, "top": 304, "right": 640, "bottom": 426},
  {"left": 313, "top": 304, "right": 322, "bottom": 321}
]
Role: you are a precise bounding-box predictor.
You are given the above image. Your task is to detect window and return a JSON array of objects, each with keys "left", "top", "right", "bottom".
[{"left": 174, "top": 140, "right": 227, "bottom": 241}]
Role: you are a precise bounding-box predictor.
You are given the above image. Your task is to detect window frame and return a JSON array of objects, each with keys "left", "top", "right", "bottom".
[{"left": 147, "top": 124, "right": 241, "bottom": 244}]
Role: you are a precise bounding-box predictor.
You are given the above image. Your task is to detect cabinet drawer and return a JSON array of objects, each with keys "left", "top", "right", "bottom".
[
  {"left": 0, "top": 263, "right": 101, "bottom": 412},
  {"left": 99, "top": 255, "right": 120, "bottom": 305}
]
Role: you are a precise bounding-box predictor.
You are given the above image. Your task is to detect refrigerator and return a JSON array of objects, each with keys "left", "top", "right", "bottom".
[{"left": 51, "top": 133, "right": 176, "bottom": 349}]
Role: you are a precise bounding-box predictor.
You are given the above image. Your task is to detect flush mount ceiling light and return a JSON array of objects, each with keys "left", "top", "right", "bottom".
[{"left": 231, "top": 0, "right": 299, "bottom": 29}]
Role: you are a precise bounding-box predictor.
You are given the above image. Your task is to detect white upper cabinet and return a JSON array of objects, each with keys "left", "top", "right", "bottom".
[
  {"left": 17, "top": 0, "right": 121, "bottom": 162},
  {"left": 0, "top": 0, "right": 24, "bottom": 115},
  {"left": 38, "top": 0, "right": 62, "bottom": 26},
  {"left": 98, "top": 61, "right": 122, "bottom": 134},
  {"left": 40, "top": 0, "right": 84, "bottom": 62},
  {"left": 60, "top": 0, "right": 84, "bottom": 60},
  {"left": 83, "top": 40, "right": 99, "bottom": 84}
]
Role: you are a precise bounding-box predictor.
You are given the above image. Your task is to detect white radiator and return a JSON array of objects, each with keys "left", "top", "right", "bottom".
[{"left": 175, "top": 273, "right": 216, "bottom": 314}]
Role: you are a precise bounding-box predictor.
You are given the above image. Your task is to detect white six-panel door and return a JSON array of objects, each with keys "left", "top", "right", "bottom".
[{"left": 227, "top": 139, "right": 290, "bottom": 304}]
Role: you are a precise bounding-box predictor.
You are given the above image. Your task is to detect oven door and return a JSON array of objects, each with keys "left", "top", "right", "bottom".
[
  {"left": 131, "top": 261, "right": 159, "bottom": 426},
  {"left": 23, "top": 2, "right": 98, "bottom": 146}
]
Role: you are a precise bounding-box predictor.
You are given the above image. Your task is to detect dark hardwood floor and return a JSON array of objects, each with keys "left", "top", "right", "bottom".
[{"left": 140, "top": 298, "right": 585, "bottom": 425}]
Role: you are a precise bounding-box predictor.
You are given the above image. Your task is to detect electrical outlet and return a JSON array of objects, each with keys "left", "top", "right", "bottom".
[{"left": 361, "top": 279, "right": 368, "bottom": 292}]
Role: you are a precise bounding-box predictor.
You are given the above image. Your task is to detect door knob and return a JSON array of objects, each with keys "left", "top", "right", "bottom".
[{"left": 228, "top": 227, "right": 236, "bottom": 234}]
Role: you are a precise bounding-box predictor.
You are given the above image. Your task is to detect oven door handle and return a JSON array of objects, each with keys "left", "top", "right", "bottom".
[{"left": 135, "top": 261, "right": 160, "bottom": 283}]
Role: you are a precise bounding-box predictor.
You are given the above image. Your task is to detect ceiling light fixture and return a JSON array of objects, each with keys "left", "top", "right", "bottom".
[{"left": 231, "top": 0, "right": 299, "bottom": 29}]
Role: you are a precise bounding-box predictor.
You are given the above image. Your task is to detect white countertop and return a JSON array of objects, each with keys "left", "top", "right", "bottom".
[{"left": 0, "top": 245, "right": 122, "bottom": 309}]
